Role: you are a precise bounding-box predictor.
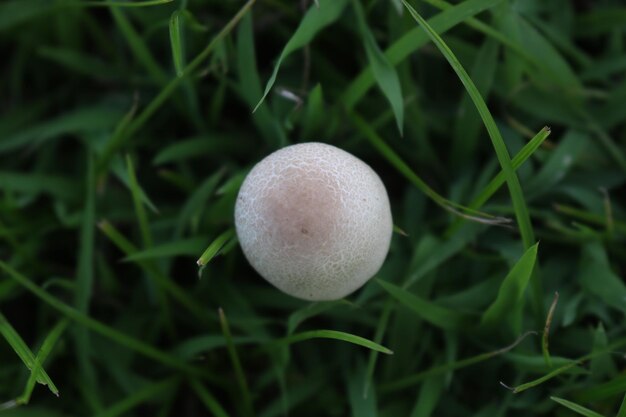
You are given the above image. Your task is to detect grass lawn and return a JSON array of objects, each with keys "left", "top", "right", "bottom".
[{"left": 1, "top": 0, "right": 626, "bottom": 416}]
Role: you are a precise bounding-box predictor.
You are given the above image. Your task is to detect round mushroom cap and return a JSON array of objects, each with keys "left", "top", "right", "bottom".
[{"left": 235, "top": 142, "right": 393, "bottom": 301}]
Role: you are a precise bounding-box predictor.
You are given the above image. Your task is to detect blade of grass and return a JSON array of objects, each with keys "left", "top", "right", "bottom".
[
  {"left": 169, "top": 10, "right": 184, "bottom": 77},
  {"left": 94, "top": 378, "right": 180, "bottom": 417},
  {"left": 197, "top": 229, "right": 236, "bottom": 267},
  {"left": 253, "top": 0, "right": 348, "bottom": 112},
  {"left": 575, "top": 374, "right": 626, "bottom": 403},
  {"left": 363, "top": 299, "right": 393, "bottom": 398},
  {"left": 109, "top": 6, "right": 168, "bottom": 86},
  {"left": 237, "top": 12, "right": 287, "bottom": 147},
  {"left": 505, "top": 336, "right": 626, "bottom": 394},
  {"left": 377, "top": 280, "right": 471, "bottom": 330},
  {"left": 349, "top": 111, "right": 510, "bottom": 224},
  {"left": 287, "top": 300, "right": 346, "bottom": 335},
  {"left": 126, "top": 155, "right": 153, "bottom": 248},
  {"left": 347, "top": 360, "right": 377, "bottom": 417},
  {"left": 0, "top": 172, "right": 80, "bottom": 201},
  {"left": 402, "top": 0, "right": 542, "bottom": 319},
  {"left": 341, "top": 0, "right": 504, "bottom": 109},
  {"left": 98, "top": 220, "right": 208, "bottom": 322},
  {"left": 0, "top": 261, "right": 216, "bottom": 380},
  {"left": 98, "top": 0, "right": 258, "bottom": 173},
  {"left": 219, "top": 308, "right": 254, "bottom": 417},
  {"left": 579, "top": 243, "right": 626, "bottom": 316},
  {"left": 78, "top": 0, "right": 174, "bottom": 6},
  {"left": 480, "top": 243, "right": 539, "bottom": 331},
  {"left": 617, "top": 393, "right": 626, "bottom": 417},
  {"left": 425, "top": 0, "right": 582, "bottom": 91},
  {"left": 176, "top": 169, "right": 225, "bottom": 237},
  {"left": 351, "top": 0, "right": 404, "bottom": 135},
  {"left": 381, "top": 331, "right": 536, "bottom": 392},
  {"left": 506, "top": 361, "right": 580, "bottom": 394},
  {"left": 550, "top": 397, "right": 606, "bottom": 417},
  {"left": 271, "top": 329, "right": 393, "bottom": 354},
  {"left": 0, "top": 0, "right": 171, "bottom": 31},
  {"left": 17, "top": 319, "right": 69, "bottom": 405},
  {"left": 0, "top": 311, "right": 58, "bottom": 394},
  {"left": 189, "top": 378, "right": 231, "bottom": 417},
  {"left": 124, "top": 237, "right": 207, "bottom": 262},
  {"left": 446, "top": 127, "right": 551, "bottom": 236},
  {"left": 111, "top": 154, "right": 159, "bottom": 214},
  {"left": 73, "top": 154, "right": 101, "bottom": 411},
  {"left": 0, "top": 105, "right": 122, "bottom": 155},
  {"left": 451, "top": 37, "right": 499, "bottom": 167}
]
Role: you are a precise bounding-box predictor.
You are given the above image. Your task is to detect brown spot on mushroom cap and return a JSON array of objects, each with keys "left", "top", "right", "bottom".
[{"left": 235, "top": 142, "right": 393, "bottom": 301}]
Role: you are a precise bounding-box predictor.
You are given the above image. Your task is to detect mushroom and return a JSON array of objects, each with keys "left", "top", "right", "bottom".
[{"left": 234, "top": 142, "right": 393, "bottom": 301}]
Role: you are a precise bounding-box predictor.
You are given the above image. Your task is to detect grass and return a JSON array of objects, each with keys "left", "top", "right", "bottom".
[{"left": 1, "top": 0, "right": 626, "bottom": 416}]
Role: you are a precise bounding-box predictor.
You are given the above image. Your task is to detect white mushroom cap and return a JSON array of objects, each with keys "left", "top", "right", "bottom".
[{"left": 234, "top": 142, "right": 393, "bottom": 301}]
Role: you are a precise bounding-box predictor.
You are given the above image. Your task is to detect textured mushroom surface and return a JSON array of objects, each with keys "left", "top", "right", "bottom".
[{"left": 235, "top": 142, "right": 392, "bottom": 301}]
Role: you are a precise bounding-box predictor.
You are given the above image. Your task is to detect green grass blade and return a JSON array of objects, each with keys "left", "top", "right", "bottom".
[
  {"left": 189, "top": 378, "right": 231, "bottom": 417},
  {"left": 176, "top": 169, "right": 225, "bottom": 236},
  {"left": 404, "top": 232, "right": 478, "bottom": 289},
  {"left": 617, "top": 393, "right": 626, "bottom": 417},
  {"left": 377, "top": 280, "right": 471, "bottom": 330},
  {"left": 287, "top": 300, "right": 345, "bottom": 334},
  {"left": 451, "top": 37, "right": 499, "bottom": 166},
  {"left": 575, "top": 8, "right": 626, "bottom": 37},
  {"left": 38, "top": 47, "right": 121, "bottom": 80},
  {"left": 17, "top": 319, "right": 69, "bottom": 405},
  {"left": 124, "top": 237, "right": 207, "bottom": 262},
  {"left": 402, "top": 0, "right": 541, "bottom": 318},
  {"left": 219, "top": 308, "right": 254, "bottom": 417},
  {"left": 348, "top": 361, "right": 377, "bottom": 417},
  {"left": 481, "top": 243, "right": 539, "bottom": 330},
  {"left": 0, "top": 311, "right": 58, "bottom": 394},
  {"left": 363, "top": 300, "right": 393, "bottom": 398},
  {"left": 98, "top": 0, "right": 257, "bottom": 172},
  {"left": 272, "top": 330, "right": 393, "bottom": 354},
  {"left": 0, "top": 172, "right": 80, "bottom": 201},
  {"left": 352, "top": 0, "right": 404, "bottom": 135},
  {"left": 126, "top": 155, "right": 153, "bottom": 248},
  {"left": 401, "top": 0, "right": 535, "bottom": 246},
  {"left": 446, "top": 127, "right": 551, "bottom": 235},
  {"left": 341, "top": 0, "right": 503, "bottom": 109},
  {"left": 109, "top": 6, "right": 168, "bottom": 86},
  {"left": 98, "top": 220, "right": 207, "bottom": 322},
  {"left": 111, "top": 155, "right": 159, "bottom": 213},
  {"left": 425, "top": 0, "right": 581, "bottom": 91},
  {"left": 79, "top": 0, "right": 174, "bottom": 7},
  {"left": 0, "top": 0, "right": 57, "bottom": 31},
  {"left": 381, "top": 331, "right": 536, "bottom": 392},
  {"left": 0, "top": 261, "right": 214, "bottom": 379},
  {"left": 580, "top": 243, "right": 626, "bottom": 315},
  {"left": 409, "top": 372, "right": 444, "bottom": 417},
  {"left": 197, "top": 229, "right": 236, "bottom": 267},
  {"left": 169, "top": 10, "right": 184, "bottom": 77},
  {"left": 237, "top": 12, "right": 286, "bottom": 147},
  {"left": 94, "top": 378, "right": 179, "bottom": 417},
  {"left": 550, "top": 397, "right": 606, "bottom": 417},
  {"left": 575, "top": 374, "right": 626, "bottom": 404},
  {"left": 349, "top": 111, "right": 507, "bottom": 223},
  {"left": 253, "top": 0, "right": 348, "bottom": 112},
  {"left": 0, "top": 105, "right": 122, "bottom": 155},
  {"left": 153, "top": 137, "right": 230, "bottom": 165},
  {"left": 508, "top": 361, "right": 580, "bottom": 394},
  {"left": 525, "top": 131, "right": 589, "bottom": 197},
  {"left": 507, "top": 337, "right": 626, "bottom": 394},
  {"left": 73, "top": 154, "right": 101, "bottom": 410}
]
